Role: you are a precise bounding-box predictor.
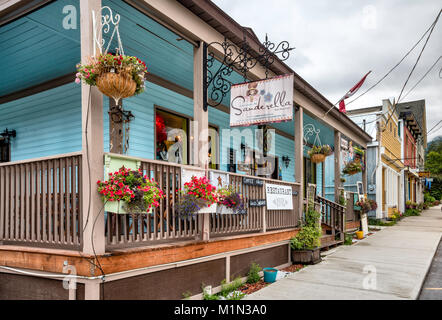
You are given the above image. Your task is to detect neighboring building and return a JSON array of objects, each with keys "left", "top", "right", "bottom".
[
  {"left": 397, "top": 100, "right": 427, "bottom": 204},
  {"left": 347, "top": 99, "right": 405, "bottom": 219}
]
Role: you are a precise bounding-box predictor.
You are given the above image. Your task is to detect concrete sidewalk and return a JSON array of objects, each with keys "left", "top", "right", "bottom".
[{"left": 246, "top": 205, "right": 442, "bottom": 300}]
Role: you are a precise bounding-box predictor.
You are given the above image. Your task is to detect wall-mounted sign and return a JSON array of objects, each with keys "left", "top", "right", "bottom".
[
  {"left": 243, "top": 177, "right": 264, "bottom": 187},
  {"left": 230, "top": 74, "right": 294, "bottom": 127},
  {"left": 341, "top": 138, "right": 349, "bottom": 150},
  {"left": 265, "top": 184, "right": 293, "bottom": 210},
  {"left": 418, "top": 171, "right": 430, "bottom": 178},
  {"left": 249, "top": 199, "right": 267, "bottom": 207}
]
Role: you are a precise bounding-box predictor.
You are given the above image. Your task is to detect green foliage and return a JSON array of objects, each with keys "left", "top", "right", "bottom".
[
  {"left": 226, "top": 291, "right": 246, "bottom": 300},
  {"left": 246, "top": 263, "right": 262, "bottom": 284},
  {"left": 404, "top": 208, "right": 420, "bottom": 217},
  {"left": 424, "top": 192, "right": 436, "bottom": 204},
  {"left": 344, "top": 233, "right": 353, "bottom": 245},
  {"left": 291, "top": 205, "right": 322, "bottom": 250},
  {"left": 342, "top": 160, "right": 363, "bottom": 175},
  {"left": 182, "top": 291, "right": 192, "bottom": 299},
  {"left": 368, "top": 218, "right": 396, "bottom": 227},
  {"left": 220, "top": 277, "right": 243, "bottom": 298}
]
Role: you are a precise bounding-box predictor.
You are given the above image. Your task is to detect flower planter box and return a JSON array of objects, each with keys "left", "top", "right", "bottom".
[
  {"left": 291, "top": 248, "right": 321, "bottom": 265},
  {"left": 105, "top": 200, "right": 153, "bottom": 215},
  {"left": 198, "top": 203, "right": 218, "bottom": 214},
  {"left": 216, "top": 205, "right": 234, "bottom": 215}
]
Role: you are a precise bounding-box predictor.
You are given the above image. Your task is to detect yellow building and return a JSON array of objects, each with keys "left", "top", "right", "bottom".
[{"left": 379, "top": 99, "right": 404, "bottom": 217}]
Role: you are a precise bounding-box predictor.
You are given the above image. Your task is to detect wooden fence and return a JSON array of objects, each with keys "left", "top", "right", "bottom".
[
  {"left": 0, "top": 152, "right": 83, "bottom": 248},
  {"left": 105, "top": 155, "right": 301, "bottom": 249}
]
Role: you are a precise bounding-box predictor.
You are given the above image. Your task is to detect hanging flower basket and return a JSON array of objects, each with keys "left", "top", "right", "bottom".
[
  {"left": 308, "top": 145, "right": 332, "bottom": 164},
  {"left": 311, "top": 153, "right": 326, "bottom": 164},
  {"left": 342, "top": 160, "right": 362, "bottom": 176},
  {"left": 76, "top": 53, "right": 147, "bottom": 104}
]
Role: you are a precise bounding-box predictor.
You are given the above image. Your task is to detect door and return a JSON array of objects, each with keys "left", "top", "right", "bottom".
[
  {"left": 303, "top": 157, "right": 317, "bottom": 195},
  {"left": 382, "top": 168, "right": 386, "bottom": 212}
]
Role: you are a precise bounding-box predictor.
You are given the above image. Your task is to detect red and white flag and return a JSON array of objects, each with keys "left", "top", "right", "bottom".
[{"left": 338, "top": 71, "right": 372, "bottom": 113}]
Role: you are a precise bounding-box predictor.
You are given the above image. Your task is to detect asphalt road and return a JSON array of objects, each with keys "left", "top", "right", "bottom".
[{"left": 419, "top": 236, "right": 442, "bottom": 300}]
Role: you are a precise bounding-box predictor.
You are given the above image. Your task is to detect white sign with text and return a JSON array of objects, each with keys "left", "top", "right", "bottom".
[
  {"left": 230, "top": 74, "right": 294, "bottom": 127},
  {"left": 265, "top": 183, "right": 293, "bottom": 210}
]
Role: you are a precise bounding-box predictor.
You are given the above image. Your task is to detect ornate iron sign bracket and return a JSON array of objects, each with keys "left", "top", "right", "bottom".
[{"left": 205, "top": 32, "right": 294, "bottom": 110}]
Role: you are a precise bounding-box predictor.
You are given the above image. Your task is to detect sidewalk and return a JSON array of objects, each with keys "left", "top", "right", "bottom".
[{"left": 246, "top": 205, "right": 442, "bottom": 300}]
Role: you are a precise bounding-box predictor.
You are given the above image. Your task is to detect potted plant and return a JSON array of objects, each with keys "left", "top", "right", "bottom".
[
  {"left": 97, "top": 167, "right": 164, "bottom": 214},
  {"left": 355, "top": 198, "right": 377, "bottom": 214},
  {"left": 76, "top": 53, "right": 147, "bottom": 104},
  {"left": 290, "top": 204, "right": 322, "bottom": 264},
  {"left": 342, "top": 160, "right": 363, "bottom": 176},
  {"left": 216, "top": 186, "right": 245, "bottom": 214},
  {"left": 308, "top": 145, "right": 332, "bottom": 164},
  {"left": 176, "top": 176, "right": 218, "bottom": 217}
]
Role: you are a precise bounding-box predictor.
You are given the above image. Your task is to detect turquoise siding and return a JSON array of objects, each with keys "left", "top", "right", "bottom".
[
  {"left": 0, "top": 83, "right": 81, "bottom": 161},
  {"left": 1, "top": 0, "right": 80, "bottom": 96}
]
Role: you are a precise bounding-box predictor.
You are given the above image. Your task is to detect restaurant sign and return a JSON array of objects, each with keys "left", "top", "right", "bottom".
[
  {"left": 418, "top": 171, "right": 430, "bottom": 178},
  {"left": 230, "top": 74, "right": 294, "bottom": 127},
  {"left": 265, "top": 184, "right": 293, "bottom": 211}
]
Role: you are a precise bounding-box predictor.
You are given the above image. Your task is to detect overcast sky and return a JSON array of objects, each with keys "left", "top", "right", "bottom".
[{"left": 213, "top": 0, "right": 442, "bottom": 141}]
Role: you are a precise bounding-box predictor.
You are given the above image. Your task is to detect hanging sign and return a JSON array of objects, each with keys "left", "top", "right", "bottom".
[
  {"left": 230, "top": 74, "right": 294, "bottom": 127},
  {"left": 265, "top": 184, "right": 293, "bottom": 210},
  {"left": 418, "top": 171, "right": 430, "bottom": 178}
]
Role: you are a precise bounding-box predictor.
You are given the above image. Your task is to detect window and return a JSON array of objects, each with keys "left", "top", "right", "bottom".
[
  {"left": 155, "top": 109, "right": 188, "bottom": 165},
  {"left": 398, "top": 122, "right": 401, "bottom": 138},
  {"left": 390, "top": 122, "right": 392, "bottom": 132},
  {"left": 0, "top": 139, "right": 10, "bottom": 163},
  {"left": 208, "top": 126, "right": 218, "bottom": 170}
]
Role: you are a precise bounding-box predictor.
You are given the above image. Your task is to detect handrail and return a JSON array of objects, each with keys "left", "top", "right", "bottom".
[{"left": 0, "top": 151, "right": 83, "bottom": 168}]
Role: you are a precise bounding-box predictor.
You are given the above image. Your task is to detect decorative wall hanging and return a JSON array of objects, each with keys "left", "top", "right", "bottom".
[
  {"left": 303, "top": 124, "right": 332, "bottom": 163},
  {"left": 206, "top": 32, "right": 295, "bottom": 111},
  {"left": 75, "top": 6, "right": 147, "bottom": 104}
]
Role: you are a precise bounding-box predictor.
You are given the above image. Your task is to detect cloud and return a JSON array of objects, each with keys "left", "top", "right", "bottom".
[{"left": 213, "top": 0, "right": 442, "bottom": 141}]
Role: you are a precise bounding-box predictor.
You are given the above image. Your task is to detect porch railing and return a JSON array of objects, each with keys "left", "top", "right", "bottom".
[
  {"left": 0, "top": 152, "right": 83, "bottom": 248},
  {"left": 316, "top": 195, "right": 345, "bottom": 239},
  {"left": 105, "top": 154, "right": 301, "bottom": 249}
]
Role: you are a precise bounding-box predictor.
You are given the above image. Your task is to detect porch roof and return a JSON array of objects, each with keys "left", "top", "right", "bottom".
[{"left": 176, "top": 0, "right": 373, "bottom": 146}]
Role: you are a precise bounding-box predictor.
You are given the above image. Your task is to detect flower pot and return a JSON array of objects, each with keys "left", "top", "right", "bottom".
[
  {"left": 356, "top": 231, "right": 364, "bottom": 239},
  {"left": 96, "top": 71, "right": 137, "bottom": 103},
  {"left": 291, "top": 248, "right": 321, "bottom": 265},
  {"left": 216, "top": 205, "right": 234, "bottom": 215},
  {"left": 311, "top": 153, "right": 326, "bottom": 164},
  {"left": 263, "top": 268, "right": 278, "bottom": 283},
  {"left": 197, "top": 203, "right": 217, "bottom": 214},
  {"left": 105, "top": 200, "right": 152, "bottom": 215}
]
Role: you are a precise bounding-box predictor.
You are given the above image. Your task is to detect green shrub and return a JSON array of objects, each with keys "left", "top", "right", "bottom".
[
  {"left": 344, "top": 233, "right": 353, "bottom": 245},
  {"left": 220, "top": 277, "right": 243, "bottom": 298},
  {"left": 404, "top": 208, "right": 420, "bottom": 217},
  {"left": 246, "top": 263, "right": 262, "bottom": 284},
  {"left": 368, "top": 218, "right": 396, "bottom": 227},
  {"left": 291, "top": 205, "right": 322, "bottom": 250}
]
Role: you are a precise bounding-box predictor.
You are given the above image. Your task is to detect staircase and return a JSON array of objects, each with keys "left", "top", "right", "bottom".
[{"left": 316, "top": 195, "right": 346, "bottom": 251}]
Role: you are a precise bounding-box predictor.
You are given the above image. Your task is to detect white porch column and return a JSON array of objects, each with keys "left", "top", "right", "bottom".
[
  {"left": 294, "top": 106, "right": 304, "bottom": 218},
  {"left": 334, "top": 131, "right": 341, "bottom": 203},
  {"left": 80, "top": 0, "right": 105, "bottom": 255},
  {"left": 193, "top": 42, "right": 210, "bottom": 241}
]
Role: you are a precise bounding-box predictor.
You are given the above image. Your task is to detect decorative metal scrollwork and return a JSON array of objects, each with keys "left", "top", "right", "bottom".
[
  {"left": 303, "top": 123, "right": 321, "bottom": 146},
  {"left": 206, "top": 32, "right": 295, "bottom": 109},
  {"left": 92, "top": 6, "right": 124, "bottom": 56}
]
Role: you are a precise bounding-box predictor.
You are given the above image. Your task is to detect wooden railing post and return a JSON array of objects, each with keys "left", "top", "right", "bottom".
[{"left": 262, "top": 182, "right": 267, "bottom": 233}]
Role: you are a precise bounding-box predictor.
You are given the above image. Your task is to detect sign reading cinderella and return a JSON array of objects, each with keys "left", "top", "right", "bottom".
[
  {"left": 265, "top": 184, "right": 293, "bottom": 210},
  {"left": 230, "top": 74, "right": 294, "bottom": 127}
]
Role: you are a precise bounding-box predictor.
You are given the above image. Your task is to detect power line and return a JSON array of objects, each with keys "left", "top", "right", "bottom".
[
  {"left": 428, "top": 120, "right": 442, "bottom": 135},
  {"left": 346, "top": 10, "right": 442, "bottom": 107},
  {"left": 383, "top": 9, "right": 441, "bottom": 131},
  {"left": 400, "top": 55, "right": 442, "bottom": 102}
]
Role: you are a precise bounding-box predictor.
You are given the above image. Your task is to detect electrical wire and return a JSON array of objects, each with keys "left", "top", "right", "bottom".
[
  {"left": 428, "top": 120, "right": 442, "bottom": 135},
  {"left": 383, "top": 9, "right": 441, "bottom": 131},
  {"left": 400, "top": 55, "right": 442, "bottom": 102},
  {"left": 346, "top": 9, "right": 442, "bottom": 107}
]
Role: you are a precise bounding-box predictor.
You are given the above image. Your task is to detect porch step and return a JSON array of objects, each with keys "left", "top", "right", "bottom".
[{"left": 320, "top": 235, "right": 343, "bottom": 252}]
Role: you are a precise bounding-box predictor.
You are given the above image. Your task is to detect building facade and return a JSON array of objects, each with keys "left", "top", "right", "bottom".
[{"left": 0, "top": 0, "right": 371, "bottom": 300}]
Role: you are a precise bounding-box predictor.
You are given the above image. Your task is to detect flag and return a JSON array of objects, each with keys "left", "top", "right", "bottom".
[{"left": 338, "top": 71, "right": 372, "bottom": 113}]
